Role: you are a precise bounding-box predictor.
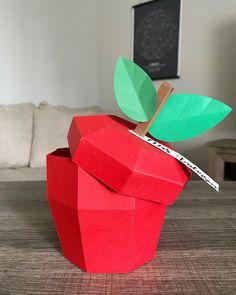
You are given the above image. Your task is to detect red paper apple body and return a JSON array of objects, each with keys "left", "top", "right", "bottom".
[
  {"left": 47, "top": 114, "right": 191, "bottom": 273},
  {"left": 47, "top": 148, "right": 167, "bottom": 273},
  {"left": 67, "top": 115, "right": 191, "bottom": 205}
]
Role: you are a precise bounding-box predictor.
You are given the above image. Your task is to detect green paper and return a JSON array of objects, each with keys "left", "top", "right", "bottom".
[
  {"left": 114, "top": 57, "right": 157, "bottom": 122},
  {"left": 149, "top": 94, "right": 232, "bottom": 142}
]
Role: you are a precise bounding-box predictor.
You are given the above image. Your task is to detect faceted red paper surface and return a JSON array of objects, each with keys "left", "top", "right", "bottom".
[
  {"left": 47, "top": 149, "right": 167, "bottom": 273},
  {"left": 67, "top": 115, "right": 191, "bottom": 205}
]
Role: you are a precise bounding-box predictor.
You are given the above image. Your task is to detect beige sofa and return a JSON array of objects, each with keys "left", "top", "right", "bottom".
[{"left": 0, "top": 102, "right": 102, "bottom": 181}]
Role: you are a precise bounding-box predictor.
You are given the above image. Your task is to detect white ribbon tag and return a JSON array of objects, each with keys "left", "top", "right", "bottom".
[{"left": 129, "top": 130, "right": 219, "bottom": 192}]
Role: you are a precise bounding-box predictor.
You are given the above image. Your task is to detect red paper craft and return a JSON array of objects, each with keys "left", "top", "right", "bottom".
[
  {"left": 67, "top": 115, "right": 191, "bottom": 205},
  {"left": 47, "top": 148, "right": 167, "bottom": 273}
]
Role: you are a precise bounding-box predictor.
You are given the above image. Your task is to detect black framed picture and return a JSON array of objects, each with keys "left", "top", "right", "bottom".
[{"left": 132, "top": 0, "right": 182, "bottom": 80}]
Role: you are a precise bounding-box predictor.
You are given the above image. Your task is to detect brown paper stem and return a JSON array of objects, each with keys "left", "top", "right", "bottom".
[{"left": 133, "top": 82, "right": 174, "bottom": 137}]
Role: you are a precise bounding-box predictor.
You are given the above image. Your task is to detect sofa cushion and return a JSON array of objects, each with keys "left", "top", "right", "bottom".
[
  {"left": 0, "top": 102, "right": 35, "bottom": 169},
  {"left": 0, "top": 167, "right": 46, "bottom": 182},
  {"left": 30, "top": 102, "right": 102, "bottom": 168}
]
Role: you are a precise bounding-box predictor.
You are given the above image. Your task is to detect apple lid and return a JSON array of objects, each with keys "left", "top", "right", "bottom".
[{"left": 67, "top": 114, "right": 191, "bottom": 205}]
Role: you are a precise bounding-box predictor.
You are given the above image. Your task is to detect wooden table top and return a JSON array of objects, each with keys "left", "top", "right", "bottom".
[{"left": 0, "top": 181, "right": 236, "bottom": 295}]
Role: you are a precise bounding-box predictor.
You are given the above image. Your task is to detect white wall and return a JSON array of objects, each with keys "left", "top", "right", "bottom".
[
  {"left": 96, "top": 0, "right": 236, "bottom": 174},
  {"left": 0, "top": 0, "right": 97, "bottom": 107}
]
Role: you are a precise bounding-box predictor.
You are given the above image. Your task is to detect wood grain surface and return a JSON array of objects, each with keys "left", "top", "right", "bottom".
[{"left": 0, "top": 181, "right": 235, "bottom": 295}]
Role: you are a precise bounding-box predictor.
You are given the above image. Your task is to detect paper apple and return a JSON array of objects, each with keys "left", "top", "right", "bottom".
[
  {"left": 46, "top": 57, "right": 232, "bottom": 274},
  {"left": 48, "top": 113, "right": 191, "bottom": 274}
]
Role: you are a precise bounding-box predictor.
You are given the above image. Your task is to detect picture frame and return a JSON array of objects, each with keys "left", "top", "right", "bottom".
[{"left": 132, "top": 0, "right": 182, "bottom": 80}]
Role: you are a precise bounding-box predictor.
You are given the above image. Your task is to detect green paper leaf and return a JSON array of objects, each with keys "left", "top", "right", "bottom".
[
  {"left": 149, "top": 94, "right": 232, "bottom": 142},
  {"left": 114, "top": 57, "right": 157, "bottom": 122}
]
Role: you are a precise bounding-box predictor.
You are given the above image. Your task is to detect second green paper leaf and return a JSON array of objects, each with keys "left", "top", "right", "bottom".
[{"left": 149, "top": 94, "right": 232, "bottom": 142}]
